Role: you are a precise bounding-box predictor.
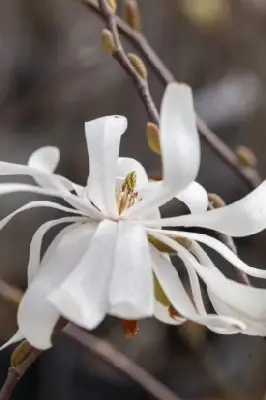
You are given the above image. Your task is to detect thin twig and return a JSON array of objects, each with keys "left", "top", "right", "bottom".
[
  {"left": 99, "top": 0, "right": 159, "bottom": 124},
  {"left": 84, "top": 0, "right": 262, "bottom": 190},
  {"left": 65, "top": 324, "right": 182, "bottom": 400},
  {"left": 0, "top": 281, "right": 183, "bottom": 400},
  {"left": 0, "top": 348, "right": 41, "bottom": 400}
]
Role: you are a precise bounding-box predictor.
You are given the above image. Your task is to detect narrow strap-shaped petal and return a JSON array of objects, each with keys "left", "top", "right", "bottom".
[
  {"left": 109, "top": 222, "right": 153, "bottom": 319},
  {"left": 0, "top": 200, "right": 84, "bottom": 235},
  {"left": 176, "top": 181, "right": 208, "bottom": 214},
  {"left": 0, "top": 330, "right": 24, "bottom": 350},
  {"left": 0, "top": 161, "right": 101, "bottom": 218},
  {"left": 124, "top": 84, "right": 200, "bottom": 218},
  {"left": 28, "top": 216, "right": 87, "bottom": 283},
  {"left": 49, "top": 220, "right": 117, "bottom": 330},
  {"left": 17, "top": 223, "right": 95, "bottom": 349},
  {"left": 144, "top": 181, "right": 266, "bottom": 237},
  {"left": 147, "top": 228, "right": 266, "bottom": 279},
  {"left": 150, "top": 236, "right": 246, "bottom": 334},
  {"left": 0, "top": 183, "right": 64, "bottom": 197},
  {"left": 85, "top": 116, "right": 127, "bottom": 217},
  {"left": 186, "top": 242, "right": 266, "bottom": 335}
]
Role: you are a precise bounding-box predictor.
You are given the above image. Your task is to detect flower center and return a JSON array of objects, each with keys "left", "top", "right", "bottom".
[{"left": 116, "top": 171, "right": 138, "bottom": 214}]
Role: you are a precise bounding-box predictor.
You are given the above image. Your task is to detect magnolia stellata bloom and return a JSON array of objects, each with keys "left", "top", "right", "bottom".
[{"left": 1, "top": 83, "right": 266, "bottom": 351}]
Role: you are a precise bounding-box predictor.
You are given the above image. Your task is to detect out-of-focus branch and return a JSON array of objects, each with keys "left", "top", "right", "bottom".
[
  {"left": 0, "top": 280, "right": 183, "bottom": 400},
  {"left": 83, "top": 0, "right": 261, "bottom": 190},
  {"left": 65, "top": 324, "right": 182, "bottom": 400}
]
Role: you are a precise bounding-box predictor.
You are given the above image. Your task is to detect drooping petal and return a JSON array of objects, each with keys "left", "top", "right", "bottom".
[
  {"left": 116, "top": 157, "right": 148, "bottom": 189},
  {"left": 150, "top": 236, "right": 246, "bottom": 334},
  {"left": 27, "top": 216, "right": 87, "bottom": 283},
  {"left": 154, "top": 301, "right": 185, "bottom": 325},
  {"left": 188, "top": 240, "right": 266, "bottom": 335},
  {"left": 144, "top": 181, "right": 266, "bottom": 237},
  {"left": 109, "top": 222, "right": 153, "bottom": 319},
  {"left": 124, "top": 84, "right": 200, "bottom": 218},
  {"left": 0, "top": 161, "right": 100, "bottom": 218},
  {"left": 147, "top": 229, "right": 266, "bottom": 279},
  {"left": 85, "top": 116, "right": 127, "bottom": 217},
  {"left": 177, "top": 181, "right": 208, "bottom": 214},
  {"left": 17, "top": 222, "right": 96, "bottom": 349},
  {"left": 0, "top": 200, "right": 84, "bottom": 236},
  {"left": 49, "top": 220, "right": 117, "bottom": 330},
  {"left": 0, "top": 330, "right": 24, "bottom": 350}
]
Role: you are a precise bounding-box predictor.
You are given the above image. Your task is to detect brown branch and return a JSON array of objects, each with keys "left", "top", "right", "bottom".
[
  {"left": 65, "top": 324, "right": 182, "bottom": 400},
  {"left": 84, "top": 0, "right": 262, "bottom": 190},
  {"left": 0, "top": 348, "right": 41, "bottom": 400},
  {"left": 0, "top": 281, "right": 183, "bottom": 400},
  {"left": 99, "top": 0, "right": 159, "bottom": 124}
]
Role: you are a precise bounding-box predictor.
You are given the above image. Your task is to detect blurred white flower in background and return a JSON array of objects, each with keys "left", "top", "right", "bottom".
[{"left": 1, "top": 83, "right": 266, "bottom": 350}]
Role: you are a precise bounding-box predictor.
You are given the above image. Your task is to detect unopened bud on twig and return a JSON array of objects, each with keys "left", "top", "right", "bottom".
[
  {"left": 107, "top": 0, "right": 117, "bottom": 13},
  {"left": 208, "top": 193, "right": 225, "bottom": 208},
  {"left": 236, "top": 145, "right": 258, "bottom": 169},
  {"left": 147, "top": 122, "right": 160, "bottom": 154},
  {"left": 128, "top": 53, "right": 147, "bottom": 80},
  {"left": 101, "top": 29, "right": 116, "bottom": 55},
  {"left": 124, "top": 0, "right": 141, "bottom": 31},
  {"left": 11, "top": 341, "right": 33, "bottom": 367}
]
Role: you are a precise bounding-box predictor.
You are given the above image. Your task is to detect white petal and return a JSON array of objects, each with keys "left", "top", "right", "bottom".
[
  {"left": 109, "top": 222, "right": 153, "bottom": 319},
  {"left": 195, "top": 265, "right": 266, "bottom": 336},
  {"left": 159, "top": 83, "right": 200, "bottom": 191},
  {"left": 188, "top": 242, "right": 266, "bottom": 335},
  {"left": 150, "top": 235, "right": 246, "bottom": 334},
  {"left": 0, "top": 161, "right": 100, "bottom": 218},
  {"left": 28, "top": 146, "right": 78, "bottom": 193},
  {"left": 145, "top": 181, "right": 266, "bottom": 237},
  {"left": 154, "top": 301, "right": 185, "bottom": 325},
  {"left": 148, "top": 229, "right": 266, "bottom": 279},
  {"left": 18, "top": 222, "right": 95, "bottom": 349},
  {"left": 116, "top": 157, "right": 148, "bottom": 189},
  {"left": 28, "top": 146, "right": 60, "bottom": 174},
  {"left": 177, "top": 181, "right": 208, "bottom": 214},
  {"left": 49, "top": 220, "right": 117, "bottom": 330},
  {"left": 85, "top": 116, "right": 127, "bottom": 216},
  {"left": 0, "top": 200, "right": 84, "bottom": 235},
  {"left": 27, "top": 216, "right": 87, "bottom": 284},
  {"left": 124, "top": 84, "right": 200, "bottom": 218},
  {"left": 0, "top": 183, "right": 61, "bottom": 197},
  {"left": 0, "top": 330, "right": 24, "bottom": 350}
]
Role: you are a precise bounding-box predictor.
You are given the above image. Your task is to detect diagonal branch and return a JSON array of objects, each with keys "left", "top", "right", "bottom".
[
  {"left": 0, "top": 281, "right": 182, "bottom": 400},
  {"left": 84, "top": 0, "right": 261, "bottom": 190},
  {"left": 99, "top": 0, "right": 159, "bottom": 123}
]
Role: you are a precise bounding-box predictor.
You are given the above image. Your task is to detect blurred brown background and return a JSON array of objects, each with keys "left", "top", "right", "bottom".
[{"left": 1, "top": 0, "right": 266, "bottom": 399}]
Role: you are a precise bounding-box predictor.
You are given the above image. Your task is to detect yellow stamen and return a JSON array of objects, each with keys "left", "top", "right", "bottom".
[
  {"left": 121, "top": 319, "right": 139, "bottom": 338},
  {"left": 117, "top": 171, "right": 138, "bottom": 214},
  {"left": 168, "top": 305, "right": 181, "bottom": 320},
  {"left": 121, "top": 171, "right": 137, "bottom": 194}
]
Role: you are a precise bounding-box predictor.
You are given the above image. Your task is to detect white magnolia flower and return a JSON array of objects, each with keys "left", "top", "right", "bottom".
[{"left": 1, "top": 83, "right": 266, "bottom": 350}]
